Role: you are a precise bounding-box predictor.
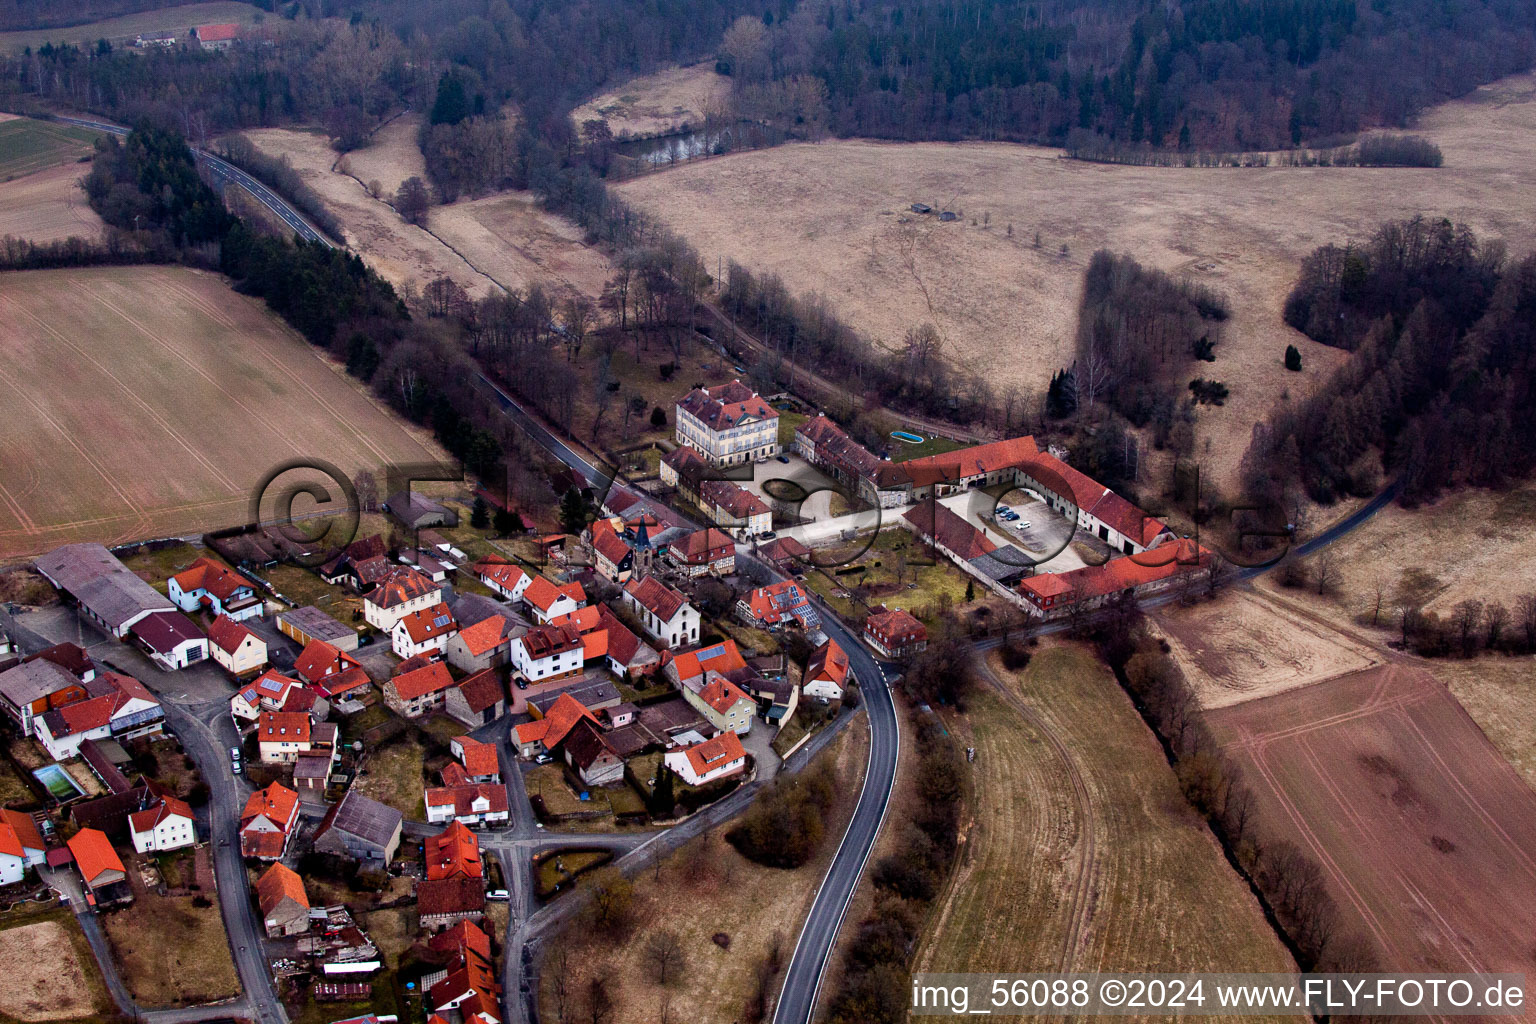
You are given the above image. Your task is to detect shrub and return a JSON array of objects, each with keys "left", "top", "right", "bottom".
[{"left": 1284, "top": 344, "right": 1303, "bottom": 371}]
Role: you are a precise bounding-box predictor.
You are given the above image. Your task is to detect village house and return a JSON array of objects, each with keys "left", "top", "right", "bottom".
[
  {"left": 512, "top": 692, "right": 598, "bottom": 759},
  {"left": 675, "top": 380, "right": 780, "bottom": 466},
  {"left": 383, "top": 661, "right": 455, "bottom": 718},
  {"left": 258, "top": 711, "right": 312, "bottom": 763},
  {"left": 664, "top": 731, "right": 748, "bottom": 786},
  {"left": 257, "top": 862, "right": 310, "bottom": 937},
  {"left": 663, "top": 638, "right": 745, "bottom": 693},
  {"left": 444, "top": 614, "right": 515, "bottom": 675},
  {"left": 1018, "top": 537, "right": 1208, "bottom": 618},
  {"left": 450, "top": 736, "right": 500, "bottom": 784},
  {"left": 803, "top": 637, "right": 850, "bottom": 701},
  {"left": 444, "top": 668, "right": 506, "bottom": 728},
  {"left": 130, "top": 610, "right": 210, "bottom": 671},
  {"left": 0, "top": 809, "right": 46, "bottom": 885},
  {"left": 521, "top": 576, "right": 586, "bottom": 624},
  {"left": 312, "top": 790, "right": 403, "bottom": 864},
  {"left": 667, "top": 526, "right": 736, "bottom": 577},
  {"left": 231, "top": 670, "right": 323, "bottom": 722},
  {"left": 391, "top": 602, "right": 458, "bottom": 660},
  {"left": 277, "top": 605, "right": 359, "bottom": 652},
  {"left": 207, "top": 615, "right": 268, "bottom": 679},
  {"left": 586, "top": 517, "right": 639, "bottom": 583},
  {"left": 292, "top": 640, "right": 371, "bottom": 703},
  {"left": 128, "top": 791, "right": 195, "bottom": 853},
  {"left": 758, "top": 535, "right": 811, "bottom": 569},
  {"left": 659, "top": 445, "right": 708, "bottom": 503},
  {"left": 293, "top": 751, "right": 333, "bottom": 793},
  {"left": 363, "top": 566, "right": 442, "bottom": 632},
  {"left": 475, "top": 560, "right": 532, "bottom": 602},
  {"left": 560, "top": 718, "right": 624, "bottom": 787},
  {"left": 167, "top": 556, "right": 262, "bottom": 621},
  {"left": 688, "top": 676, "right": 756, "bottom": 735},
  {"left": 509, "top": 624, "right": 584, "bottom": 684},
  {"left": 34, "top": 671, "right": 163, "bottom": 761},
  {"left": 699, "top": 480, "right": 772, "bottom": 538},
  {"left": 34, "top": 543, "right": 174, "bottom": 639},
  {"left": 0, "top": 655, "right": 90, "bottom": 737},
  {"left": 426, "top": 821, "right": 483, "bottom": 880},
  {"left": 319, "top": 535, "right": 389, "bottom": 591},
  {"left": 862, "top": 606, "right": 928, "bottom": 660},
  {"left": 240, "top": 781, "right": 300, "bottom": 859},
  {"left": 550, "top": 605, "right": 660, "bottom": 680},
  {"left": 424, "top": 920, "right": 497, "bottom": 1011},
  {"left": 623, "top": 575, "right": 700, "bottom": 650},
  {"left": 425, "top": 782, "right": 510, "bottom": 827},
  {"left": 68, "top": 827, "right": 130, "bottom": 906},
  {"left": 194, "top": 22, "right": 237, "bottom": 48},
  {"left": 737, "top": 580, "right": 820, "bottom": 632}
]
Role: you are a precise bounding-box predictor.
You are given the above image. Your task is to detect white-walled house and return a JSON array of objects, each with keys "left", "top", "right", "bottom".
[
  {"left": 167, "top": 557, "right": 263, "bottom": 621},
  {"left": 207, "top": 615, "right": 268, "bottom": 679},
  {"left": 622, "top": 575, "right": 700, "bottom": 650},
  {"left": 664, "top": 731, "right": 748, "bottom": 786},
  {"left": 391, "top": 603, "right": 459, "bottom": 660},
  {"left": 0, "top": 809, "right": 46, "bottom": 885},
  {"left": 803, "top": 637, "right": 850, "bottom": 701},
  {"left": 675, "top": 380, "right": 780, "bottom": 466},
  {"left": 362, "top": 567, "right": 442, "bottom": 632},
  {"left": 509, "top": 625, "right": 584, "bottom": 684},
  {"left": 129, "top": 793, "right": 196, "bottom": 853},
  {"left": 475, "top": 561, "right": 532, "bottom": 602},
  {"left": 34, "top": 672, "right": 163, "bottom": 761}
]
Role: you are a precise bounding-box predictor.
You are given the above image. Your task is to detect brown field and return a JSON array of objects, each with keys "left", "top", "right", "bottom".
[
  {"left": 101, "top": 888, "right": 242, "bottom": 1006},
  {"left": 916, "top": 645, "right": 1298, "bottom": 1016},
  {"left": 1209, "top": 663, "right": 1536, "bottom": 978},
  {"left": 571, "top": 62, "right": 728, "bottom": 139},
  {"left": 617, "top": 73, "right": 1536, "bottom": 487},
  {"left": 0, "top": 2, "right": 265, "bottom": 53},
  {"left": 0, "top": 265, "right": 443, "bottom": 559},
  {"left": 538, "top": 714, "right": 868, "bottom": 1023},
  {"left": 0, "top": 163, "right": 105, "bottom": 243},
  {"left": 0, "top": 918, "right": 106, "bottom": 1022},
  {"left": 1152, "top": 587, "right": 1382, "bottom": 709},
  {"left": 242, "top": 122, "right": 610, "bottom": 304}
]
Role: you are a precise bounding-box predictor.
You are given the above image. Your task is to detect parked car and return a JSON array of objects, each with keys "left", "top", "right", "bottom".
[
  {"left": 776, "top": 454, "right": 791, "bottom": 463},
  {"left": 1017, "top": 520, "right": 1032, "bottom": 530},
  {"left": 758, "top": 530, "right": 777, "bottom": 540},
  {"left": 534, "top": 753, "right": 553, "bottom": 765}
]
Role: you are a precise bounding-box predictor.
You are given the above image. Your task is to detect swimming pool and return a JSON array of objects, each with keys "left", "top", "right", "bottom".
[
  {"left": 891, "top": 430, "right": 924, "bottom": 444},
  {"left": 33, "top": 764, "right": 84, "bottom": 801}
]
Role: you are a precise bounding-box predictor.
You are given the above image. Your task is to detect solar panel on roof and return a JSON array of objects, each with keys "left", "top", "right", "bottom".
[
  {"left": 696, "top": 644, "right": 725, "bottom": 660},
  {"left": 433, "top": 615, "right": 452, "bottom": 627}
]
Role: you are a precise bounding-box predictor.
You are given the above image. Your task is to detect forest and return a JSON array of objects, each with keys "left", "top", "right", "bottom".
[{"left": 1244, "top": 217, "right": 1534, "bottom": 508}]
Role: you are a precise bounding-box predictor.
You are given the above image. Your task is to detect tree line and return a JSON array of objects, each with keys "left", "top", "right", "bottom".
[
  {"left": 1092, "top": 604, "right": 1380, "bottom": 975},
  {"left": 1244, "top": 216, "right": 1533, "bottom": 507},
  {"left": 717, "top": 0, "right": 1535, "bottom": 152}
]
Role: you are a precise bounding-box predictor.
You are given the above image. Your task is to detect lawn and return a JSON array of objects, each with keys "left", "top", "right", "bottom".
[
  {"left": 116, "top": 541, "right": 206, "bottom": 593},
  {"left": 889, "top": 433, "right": 968, "bottom": 463},
  {"left": 266, "top": 564, "right": 363, "bottom": 626},
  {"left": 352, "top": 735, "right": 428, "bottom": 819},
  {"left": 777, "top": 410, "right": 808, "bottom": 447},
  {"left": 914, "top": 644, "right": 1299, "bottom": 1002},
  {"left": 0, "top": 119, "right": 101, "bottom": 182},
  {"left": 534, "top": 848, "right": 613, "bottom": 898},
  {"left": 802, "top": 527, "right": 974, "bottom": 624},
  {"left": 101, "top": 890, "right": 240, "bottom": 1007},
  {"left": 0, "top": 756, "right": 39, "bottom": 810}
]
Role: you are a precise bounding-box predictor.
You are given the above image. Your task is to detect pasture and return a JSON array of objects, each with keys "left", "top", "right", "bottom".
[
  {"left": 916, "top": 645, "right": 1298, "bottom": 1008},
  {"left": 0, "top": 117, "right": 101, "bottom": 181},
  {"left": 1209, "top": 664, "right": 1536, "bottom": 978},
  {"left": 0, "top": 265, "right": 444, "bottom": 559},
  {"left": 0, "top": 2, "right": 263, "bottom": 53},
  {"left": 617, "top": 72, "right": 1536, "bottom": 489}
]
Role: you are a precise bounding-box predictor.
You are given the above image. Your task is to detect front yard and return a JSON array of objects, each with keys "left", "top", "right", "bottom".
[
  {"left": 802, "top": 526, "right": 975, "bottom": 625},
  {"left": 101, "top": 889, "right": 240, "bottom": 1007}
]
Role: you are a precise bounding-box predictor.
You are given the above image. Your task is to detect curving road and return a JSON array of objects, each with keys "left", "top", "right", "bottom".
[{"left": 50, "top": 115, "right": 334, "bottom": 246}]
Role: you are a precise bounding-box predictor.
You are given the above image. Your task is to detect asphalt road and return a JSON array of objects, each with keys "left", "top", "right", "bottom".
[{"left": 51, "top": 115, "right": 334, "bottom": 247}]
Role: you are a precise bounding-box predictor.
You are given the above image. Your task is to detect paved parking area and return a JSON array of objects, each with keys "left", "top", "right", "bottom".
[
  {"left": 938, "top": 491, "right": 1088, "bottom": 573},
  {"left": 736, "top": 455, "right": 844, "bottom": 526}
]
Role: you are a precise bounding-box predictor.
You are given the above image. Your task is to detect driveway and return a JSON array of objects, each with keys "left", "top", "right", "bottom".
[
  {"left": 741, "top": 720, "right": 782, "bottom": 781},
  {"left": 736, "top": 456, "right": 842, "bottom": 525},
  {"left": 938, "top": 492, "right": 1088, "bottom": 573}
]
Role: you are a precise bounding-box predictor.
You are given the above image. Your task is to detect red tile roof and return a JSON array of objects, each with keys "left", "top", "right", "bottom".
[
  {"left": 680, "top": 730, "right": 745, "bottom": 777},
  {"left": 898, "top": 435, "right": 1041, "bottom": 488},
  {"left": 700, "top": 480, "right": 769, "bottom": 520},
  {"left": 476, "top": 561, "right": 528, "bottom": 592},
  {"left": 428, "top": 919, "right": 492, "bottom": 963},
  {"left": 1019, "top": 538, "right": 1207, "bottom": 604},
  {"left": 367, "top": 566, "right": 438, "bottom": 610},
  {"left": 292, "top": 639, "right": 359, "bottom": 683},
  {"left": 514, "top": 692, "right": 597, "bottom": 749},
  {"left": 196, "top": 22, "right": 238, "bottom": 40},
  {"left": 523, "top": 575, "right": 585, "bottom": 614},
  {"left": 668, "top": 638, "right": 746, "bottom": 687},
  {"left": 677, "top": 380, "right": 778, "bottom": 432},
  {"left": 589, "top": 519, "right": 633, "bottom": 567},
  {"left": 669, "top": 527, "right": 734, "bottom": 563},
  {"left": 758, "top": 535, "right": 810, "bottom": 564},
  {"left": 256, "top": 862, "right": 309, "bottom": 915},
  {"left": 454, "top": 668, "right": 504, "bottom": 714},
  {"left": 806, "top": 637, "right": 850, "bottom": 687},
  {"left": 455, "top": 615, "right": 512, "bottom": 658},
  {"left": 313, "top": 664, "right": 371, "bottom": 698},
  {"left": 796, "top": 413, "right": 885, "bottom": 479},
  {"left": 207, "top": 614, "right": 259, "bottom": 656},
  {"left": 624, "top": 574, "right": 688, "bottom": 622},
  {"left": 67, "top": 827, "right": 123, "bottom": 885},
  {"left": 864, "top": 606, "right": 927, "bottom": 645},
  {"left": 241, "top": 782, "right": 299, "bottom": 830},
  {"left": 170, "top": 557, "right": 251, "bottom": 602},
  {"left": 425, "top": 783, "right": 509, "bottom": 817},
  {"left": 0, "top": 809, "right": 43, "bottom": 858},
  {"left": 259, "top": 711, "right": 311, "bottom": 745},
  {"left": 129, "top": 794, "right": 193, "bottom": 835},
  {"left": 418, "top": 875, "right": 488, "bottom": 919},
  {"left": 902, "top": 499, "right": 999, "bottom": 561},
  {"left": 454, "top": 736, "right": 499, "bottom": 778},
  {"left": 397, "top": 603, "right": 457, "bottom": 645},
  {"left": 391, "top": 661, "right": 454, "bottom": 700},
  {"left": 517, "top": 623, "right": 582, "bottom": 661},
  {"left": 425, "top": 821, "right": 483, "bottom": 880},
  {"left": 698, "top": 676, "right": 753, "bottom": 716}
]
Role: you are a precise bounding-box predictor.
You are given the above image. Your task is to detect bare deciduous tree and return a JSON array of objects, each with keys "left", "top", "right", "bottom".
[{"left": 645, "top": 929, "right": 683, "bottom": 986}]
